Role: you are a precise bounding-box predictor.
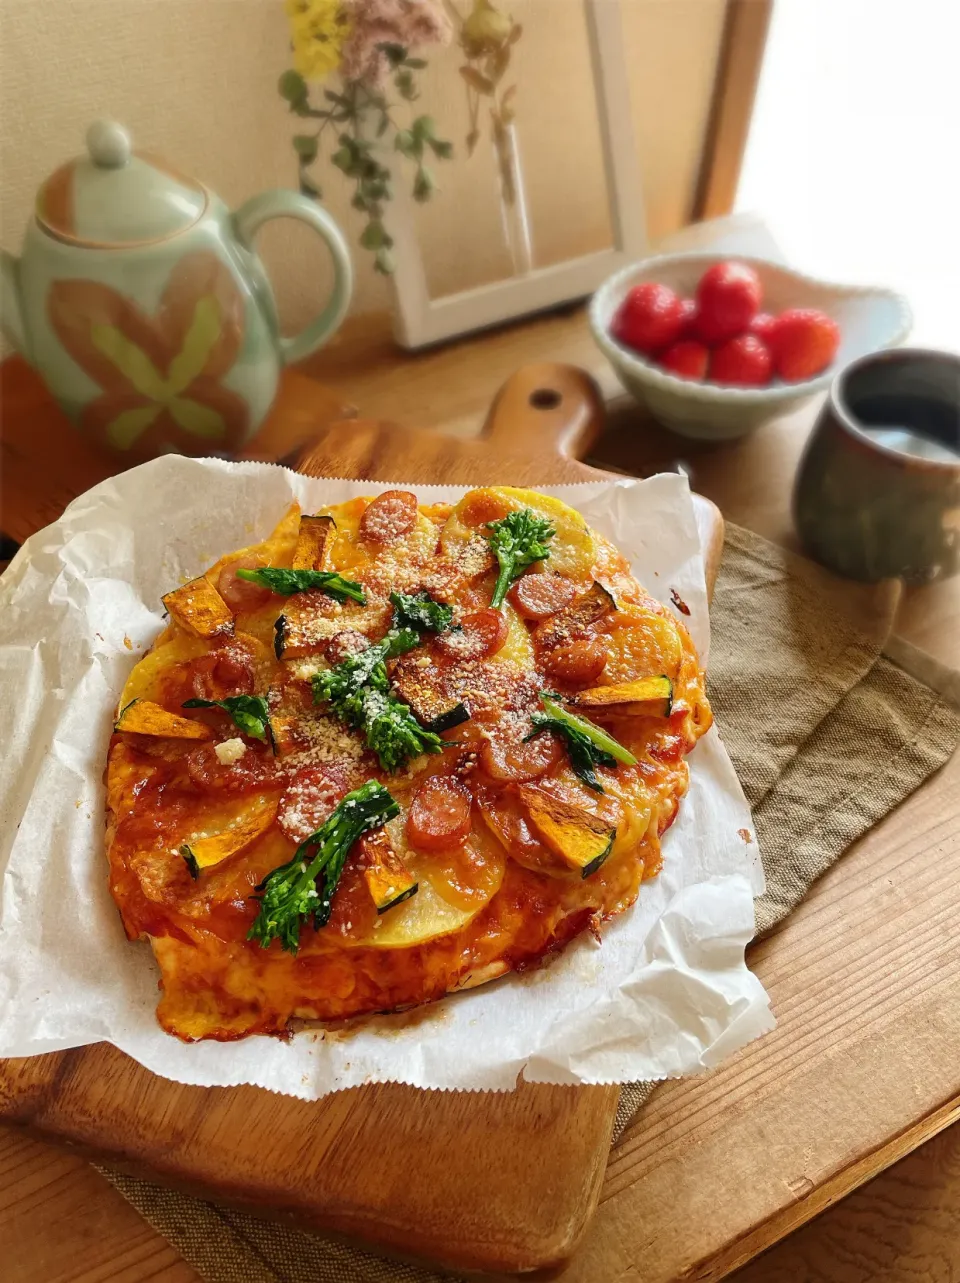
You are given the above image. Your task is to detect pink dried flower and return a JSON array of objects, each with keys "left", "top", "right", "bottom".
[{"left": 340, "top": 0, "right": 452, "bottom": 85}]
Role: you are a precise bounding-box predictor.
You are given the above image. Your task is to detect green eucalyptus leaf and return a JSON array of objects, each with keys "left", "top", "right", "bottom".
[
  {"left": 394, "top": 129, "right": 416, "bottom": 158},
  {"left": 293, "top": 134, "right": 318, "bottom": 162},
  {"left": 378, "top": 41, "right": 407, "bottom": 68},
  {"left": 429, "top": 138, "right": 454, "bottom": 160},
  {"left": 395, "top": 69, "right": 417, "bottom": 101},
  {"left": 360, "top": 220, "right": 387, "bottom": 250},
  {"left": 278, "top": 69, "right": 308, "bottom": 107},
  {"left": 413, "top": 165, "right": 436, "bottom": 203},
  {"left": 374, "top": 247, "right": 396, "bottom": 275}
]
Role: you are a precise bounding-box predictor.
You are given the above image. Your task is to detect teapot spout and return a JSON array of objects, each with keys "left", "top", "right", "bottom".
[{"left": 0, "top": 250, "right": 28, "bottom": 357}]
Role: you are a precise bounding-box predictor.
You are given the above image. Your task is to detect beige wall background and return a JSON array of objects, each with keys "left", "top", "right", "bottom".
[{"left": 0, "top": 0, "right": 725, "bottom": 343}]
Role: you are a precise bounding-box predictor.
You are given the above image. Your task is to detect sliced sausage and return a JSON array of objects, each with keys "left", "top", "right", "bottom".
[
  {"left": 359, "top": 490, "right": 418, "bottom": 544},
  {"left": 544, "top": 638, "right": 607, "bottom": 685},
  {"left": 479, "top": 730, "right": 562, "bottom": 782},
  {"left": 509, "top": 573, "right": 577, "bottom": 621},
  {"left": 217, "top": 556, "right": 273, "bottom": 613},
  {"left": 436, "top": 609, "right": 508, "bottom": 661},
  {"left": 407, "top": 775, "right": 473, "bottom": 851},
  {"left": 324, "top": 629, "right": 371, "bottom": 665}
]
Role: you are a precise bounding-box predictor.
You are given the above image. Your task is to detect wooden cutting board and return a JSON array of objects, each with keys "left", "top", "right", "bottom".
[{"left": 0, "top": 364, "right": 723, "bottom": 1279}]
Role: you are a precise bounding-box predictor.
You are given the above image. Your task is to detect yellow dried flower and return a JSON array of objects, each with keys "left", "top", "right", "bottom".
[
  {"left": 461, "top": 0, "right": 513, "bottom": 57},
  {"left": 285, "top": 0, "right": 351, "bottom": 82}
]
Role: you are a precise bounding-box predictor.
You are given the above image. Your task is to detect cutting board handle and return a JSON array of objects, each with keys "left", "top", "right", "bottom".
[{"left": 480, "top": 363, "right": 605, "bottom": 463}]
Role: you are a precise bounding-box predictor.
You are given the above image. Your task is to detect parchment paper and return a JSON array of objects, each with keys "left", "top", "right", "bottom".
[{"left": 0, "top": 457, "right": 773, "bottom": 1095}]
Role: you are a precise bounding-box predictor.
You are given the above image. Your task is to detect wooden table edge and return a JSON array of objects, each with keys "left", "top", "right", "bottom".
[{"left": 703, "top": 1092, "right": 960, "bottom": 1282}]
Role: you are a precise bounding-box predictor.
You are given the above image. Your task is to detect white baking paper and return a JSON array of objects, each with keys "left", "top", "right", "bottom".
[{"left": 0, "top": 457, "right": 773, "bottom": 1094}]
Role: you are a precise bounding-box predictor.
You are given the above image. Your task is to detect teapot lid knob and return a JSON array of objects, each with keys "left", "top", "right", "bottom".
[
  {"left": 36, "top": 120, "right": 205, "bottom": 244},
  {"left": 86, "top": 120, "right": 132, "bottom": 169}
]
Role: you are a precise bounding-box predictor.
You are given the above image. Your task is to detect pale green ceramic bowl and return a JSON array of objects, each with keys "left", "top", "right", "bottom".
[{"left": 589, "top": 252, "right": 912, "bottom": 442}]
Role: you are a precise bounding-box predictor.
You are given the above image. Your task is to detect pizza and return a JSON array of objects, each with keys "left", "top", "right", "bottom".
[{"left": 106, "top": 486, "right": 712, "bottom": 1041}]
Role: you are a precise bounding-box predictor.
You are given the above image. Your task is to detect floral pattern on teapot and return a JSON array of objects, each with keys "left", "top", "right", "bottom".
[{"left": 48, "top": 252, "right": 249, "bottom": 456}]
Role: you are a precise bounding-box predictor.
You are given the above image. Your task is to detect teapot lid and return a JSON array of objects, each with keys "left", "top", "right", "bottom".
[{"left": 35, "top": 121, "right": 207, "bottom": 246}]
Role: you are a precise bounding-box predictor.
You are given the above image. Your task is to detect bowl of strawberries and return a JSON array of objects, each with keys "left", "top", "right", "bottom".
[{"left": 589, "top": 253, "right": 911, "bottom": 440}]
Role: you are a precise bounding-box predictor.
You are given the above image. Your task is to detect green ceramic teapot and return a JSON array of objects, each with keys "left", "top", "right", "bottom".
[{"left": 0, "top": 120, "right": 352, "bottom": 460}]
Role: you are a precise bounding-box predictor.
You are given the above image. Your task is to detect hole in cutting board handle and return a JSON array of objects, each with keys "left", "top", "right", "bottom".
[{"left": 529, "top": 388, "right": 563, "bottom": 410}]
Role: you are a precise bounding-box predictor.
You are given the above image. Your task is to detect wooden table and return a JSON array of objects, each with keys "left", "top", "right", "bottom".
[
  {"left": 0, "top": 356, "right": 356, "bottom": 548},
  {"left": 2, "top": 308, "right": 959, "bottom": 1283}
]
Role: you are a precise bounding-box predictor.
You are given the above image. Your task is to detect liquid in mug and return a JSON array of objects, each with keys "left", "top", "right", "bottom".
[{"left": 850, "top": 392, "right": 960, "bottom": 464}]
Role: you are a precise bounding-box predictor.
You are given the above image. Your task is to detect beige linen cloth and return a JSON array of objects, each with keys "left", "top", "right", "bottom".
[{"left": 99, "top": 524, "right": 960, "bottom": 1283}]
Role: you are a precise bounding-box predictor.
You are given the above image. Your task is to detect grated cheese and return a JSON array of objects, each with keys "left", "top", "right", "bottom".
[
  {"left": 283, "top": 598, "right": 391, "bottom": 654},
  {"left": 423, "top": 534, "right": 494, "bottom": 599},
  {"left": 214, "top": 738, "right": 246, "bottom": 765},
  {"left": 279, "top": 709, "right": 366, "bottom": 776},
  {"left": 292, "top": 660, "right": 326, "bottom": 681},
  {"left": 361, "top": 517, "right": 444, "bottom": 595}
]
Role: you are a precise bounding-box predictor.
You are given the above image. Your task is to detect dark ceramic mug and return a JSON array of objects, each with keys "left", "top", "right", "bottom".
[{"left": 793, "top": 348, "right": 960, "bottom": 582}]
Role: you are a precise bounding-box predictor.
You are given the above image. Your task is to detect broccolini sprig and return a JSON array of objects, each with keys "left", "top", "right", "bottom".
[
  {"left": 486, "top": 509, "right": 555, "bottom": 608},
  {"left": 312, "top": 628, "right": 444, "bottom": 770},
  {"left": 248, "top": 781, "right": 399, "bottom": 952},
  {"left": 389, "top": 589, "right": 454, "bottom": 634},
  {"left": 182, "top": 694, "right": 275, "bottom": 750},
  {"left": 236, "top": 566, "right": 366, "bottom": 604},
  {"left": 525, "top": 695, "right": 636, "bottom": 793}
]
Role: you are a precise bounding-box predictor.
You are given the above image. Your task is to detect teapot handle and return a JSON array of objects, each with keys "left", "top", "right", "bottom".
[{"left": 232, "top": 191, "right": 353, "bottom": 366}]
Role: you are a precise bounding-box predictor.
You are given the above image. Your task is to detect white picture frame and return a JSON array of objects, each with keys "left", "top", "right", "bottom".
[{"left": 386, "top": 0, "right": 647, "bottom": 349}]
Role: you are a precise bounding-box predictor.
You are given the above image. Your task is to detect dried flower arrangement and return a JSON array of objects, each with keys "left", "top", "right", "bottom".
[
  {"left": 450, "top": 0, "right": 523, "bottom": 206},
  {"left": 279, "top": 0, "right": 455, "bottom": 273}
]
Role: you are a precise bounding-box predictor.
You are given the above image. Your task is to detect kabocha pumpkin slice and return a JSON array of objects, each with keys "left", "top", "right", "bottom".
[
  {"left": 115, "top": 699, "right": 213, "bottom": 740},
  {"left": 391, "top": 651, "right": 470, "bottom": 733},
  {"left": 292, "top": 514, "right": 337, "bottom": 571},
  {"left": 178, "top": 795, "right": 279, "bottom": 871},
  {"left": 162, "top": 576, "right": 234, "bottom": 639},
  {"left": 275, "top": 597, "right": 385, "bottom": 660},
  {"left": 269, "top": 713, "right": 302, "bottom": 756},
  {"left": 535, "top": 582, "right": 616, "bottom": 651},
  {"left": 573, "top": 676, "right": 673, "bottom": 718},
  {"left": 274, "top": 608, "right": 337, "bottom": 660},
  {"left": 356, "top": 829, "right": 419, "bottom": 913},
  {"left": 517, "top": 787, "right": 617, "bottom": 878}
]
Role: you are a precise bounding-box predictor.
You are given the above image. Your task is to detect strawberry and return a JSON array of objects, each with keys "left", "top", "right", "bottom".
[
  {"left": 611, "top": 282, "right": 685, "bottom": 355},
  {"left": 660, "top": 340, "right": 710, "bottom": 381},
  {"left": 695, "top": 261, "right": 762, "bottom": 345},
  {"left": 769, "top": 308, "right": 840, "bottom": 381},
  {"left": 709, "top": 334, "right": 772, "bottom": 387},
  {"left": 749, "top": 312, "right": 778, "bottom": 342},
  {"left": 678, "top": 298, "right": 698, "bottom": 337}
]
